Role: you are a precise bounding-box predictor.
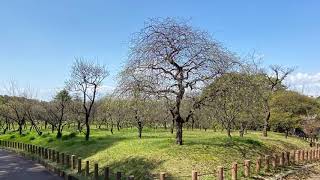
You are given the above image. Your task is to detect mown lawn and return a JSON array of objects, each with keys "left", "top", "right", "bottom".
[{"left": 0, "top": 128, "right": 309, "bottom": 179}]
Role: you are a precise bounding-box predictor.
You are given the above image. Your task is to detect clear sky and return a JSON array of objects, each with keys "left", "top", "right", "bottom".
[{"left": 0, "top": 0, "right": 320, "bottom": 100}]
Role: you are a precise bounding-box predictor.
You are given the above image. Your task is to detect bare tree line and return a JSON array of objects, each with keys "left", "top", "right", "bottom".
[{"left": 1, "top": 18, "right": 317, "bottom": 145}]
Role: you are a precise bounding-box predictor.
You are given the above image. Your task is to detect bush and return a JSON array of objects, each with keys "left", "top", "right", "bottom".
[
  {"left": 29, "top": 136, "right": 36, "bottom": 141},
  {"left": 61, "top": 132, "right": 77, "bottom": 140},
  {"left": 9, "top": 135, "right": 16, "bottom": 139}
]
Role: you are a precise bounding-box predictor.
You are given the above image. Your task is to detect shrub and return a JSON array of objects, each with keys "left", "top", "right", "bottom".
[
  {"left": 29, "top": 136, "right": 36, "bottom": 141},
  {"left": 9, "top": 135, "right": 16, "bottom": 139}
]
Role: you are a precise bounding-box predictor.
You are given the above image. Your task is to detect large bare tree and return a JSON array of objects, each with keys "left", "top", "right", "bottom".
[
  {"left": 261, "top": 65, "right": 294, "bottom": 137},
  {"left": 121, "top": 18, "right": 236, "bottom": 145},
  {"left": 67, "top": 59, "right": 109, "bottom": 141}
]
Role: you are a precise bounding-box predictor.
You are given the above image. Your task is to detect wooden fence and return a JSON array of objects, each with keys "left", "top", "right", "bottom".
[{"left": 0, "top": 139, "right": 319, "bottom": 180}]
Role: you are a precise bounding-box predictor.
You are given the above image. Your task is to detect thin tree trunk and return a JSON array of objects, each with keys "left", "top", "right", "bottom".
[
  {"left": 57, "top": 120, "right": 62, "bottom": 139},
  {"left": 138, "top": 121, "right": 142, "bottom": 139},
  {"left": 85, "top": 115, "right": 90, "bottom": 141},
  {"left": 239, "top": 123, "right": 244, "bottom": 137},
  {"left": 171, "top": 119, "right": 174, "bottom": 134},
  {"left": 285, "top": 130, "right": 289, "bottom": 139},
  {"left": 176, "top": 118, "right": 183, "bottom": 145},
  {"left": 263, "top": 111, "right": 270, "bottom": 137}
]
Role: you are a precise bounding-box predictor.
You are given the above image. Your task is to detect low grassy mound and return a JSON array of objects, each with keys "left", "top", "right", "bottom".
[{"left": 0, "top": 128, "right": 309, "bottom": 179}]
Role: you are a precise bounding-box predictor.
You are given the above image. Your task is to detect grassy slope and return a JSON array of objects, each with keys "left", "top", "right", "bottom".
[{"left": 0, "top": 128, "right": 309, "bottom": 179}]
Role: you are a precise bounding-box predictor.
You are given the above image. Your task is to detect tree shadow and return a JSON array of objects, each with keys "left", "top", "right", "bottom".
[
  {"left": 103, "top": 157, "right": 164, "bottom": 179},
  {"left": 41, "top": 134, "right": 127, "bottom": 159},
  {"left": 185, "top": 136, "right": 268, "bottom": 159},
  {"left": 227, "top": 138, "right": 266, "bottom": 158}
]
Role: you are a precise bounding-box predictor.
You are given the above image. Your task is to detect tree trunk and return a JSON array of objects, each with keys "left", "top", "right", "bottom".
[
  {"left": 85, "top": 115, "right": 90, "bottom": 141},
  {"left": 176, "top": 119, "right": 183, "bottom": 145},
  {"left": 227, "top": 125, "right": 232, "bottom": 138},
  {"left": 57, "top": 121, "right": 62, "bottom": 139},
  {"left": 239, "top": 123, "right": 244, "bottom": 137},
  {"left": 117, "top": 122, "right": 120, "bottom": 131},
  {"left": 3, "top": 118, "right": 8, "bottom": 134},
  {"left": 18, "top": 123, "right": 23, "bottom": 135},
  {"left": 285, "top": 130, "right": 289, "bottom": 139},
  {"left": 263, "top": 111, "right": 270, "bottom": 137},
  {"left": 77, "top": 121, "right": 81, "bottom": 132},
  {"left": 191, "top": 119, "right": 194, "bottom": 131},
  {"left": 171, "top": 119, "right": 174, "bottom": 134},
  {"left": 138, "top": 121, "right": 143, "bottom": 139}
]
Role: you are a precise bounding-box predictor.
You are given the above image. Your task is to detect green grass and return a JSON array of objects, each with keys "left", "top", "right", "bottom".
[{"left": 0, "top": 128, "right": 309, "bottom": 179}]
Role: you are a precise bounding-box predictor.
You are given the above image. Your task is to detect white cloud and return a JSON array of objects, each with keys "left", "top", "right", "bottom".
[{"left": 285, "top": 72, "right": 320, "bottom": 97}]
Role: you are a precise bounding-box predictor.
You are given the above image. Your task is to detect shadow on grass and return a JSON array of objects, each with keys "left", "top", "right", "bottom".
[
  {"left": 266, "top": 139, "right": 300, "bottom": 150},
  {"left": 185, "top": 136, "right": 267, "bottom": 158},
  {"left": 105, "top": 157, "right": 164, "bottom": 179},
  {"left": 43, "top": 134, "right": 127, "bottom": 159},
  {"left": 228, "top": 137, "right": 265, "bottom": 158}
]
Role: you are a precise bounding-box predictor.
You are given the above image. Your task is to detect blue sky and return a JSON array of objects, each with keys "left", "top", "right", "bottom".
[{"left": 0, "top": 0, "right": 320, "bottom": 99}]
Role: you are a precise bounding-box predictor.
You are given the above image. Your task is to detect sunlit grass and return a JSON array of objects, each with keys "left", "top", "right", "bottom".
[{"left": 0, "top": 128, "right": 309, "bottom": 179}]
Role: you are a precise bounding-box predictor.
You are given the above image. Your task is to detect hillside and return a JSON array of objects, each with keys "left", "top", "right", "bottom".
[{"left": 0, "top": 128, "right": 309, "bottom": 179}]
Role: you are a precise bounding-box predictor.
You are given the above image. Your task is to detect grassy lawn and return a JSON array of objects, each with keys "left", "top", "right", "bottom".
[{"left": 0, "top": 128, "right": 309, "bottom": 179}]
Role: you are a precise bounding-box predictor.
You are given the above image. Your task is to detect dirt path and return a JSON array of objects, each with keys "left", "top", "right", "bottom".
[
  {"left": 284, "top": 164, "right": 320, "bottom": 180},
  {"left": 0, "top": 149, "right": 62, "bottom": 180}
]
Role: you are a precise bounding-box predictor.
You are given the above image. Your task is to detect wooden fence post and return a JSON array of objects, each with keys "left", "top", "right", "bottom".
[
  {"left": 286, "top": 152, "right": 290, "bottom": 165},
  {"left": 272, "top": 154, "right": 277, "bottom": 168},
  {"left": 61, "top": 153, "right": 65, "bottom": 165},
  {"left": 52, "top": 150, "right": 56, "bottom": 162},
  {"left": 48, "top": 149, "right": 51, "bottom": 160},
  {"left": 311, "top": 149, "right": 314, "bottom": 161},
  {"left": 244, "top": 160, "right": 250, "bottom": 177},
  {"left": 116, "top": 172, "right": 122, "bottom": 180},
  {"left": 94, "top": 163, "right": 99, "bottom": 180},
  {"left": 265, "top": 155, "right": 270, "bottom": 172},
  {"left": 295, "top": 150, "right": 299, "bottom": 164},
  {"left": 160, "top": 172, "right": 166, "bottom": 180},
  {"left": 56, "top": 152, "right": 60, "bottom": 163},
  {"left": 217, "top": 166, "right": 223, "bottom": 180},
  {"left": 279, "top": 152, "right": 284, "bottom": 166},
  {"left": 66, "top": 154, "right": 71, "bottom": 168},
  {"left": 309, "top": 150, "right": 312, "bottom": 161},
  {"left": 231, "top": 162, "right": 237, "bottom": 180},
  {"left": 78, "top": 158, "right": 82, "bottom": 174},
  {"left": 85, "top": 161, "right": 90, "bottom": 177},
  {"left": 71, "top": 155, "right": 76, "bottom": 169},
  {"left": 256, "top": 157, "right": 261, "bottom": 174},
  {"left": 104, "top": 167, "right": 109, "bottom": 180}
]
